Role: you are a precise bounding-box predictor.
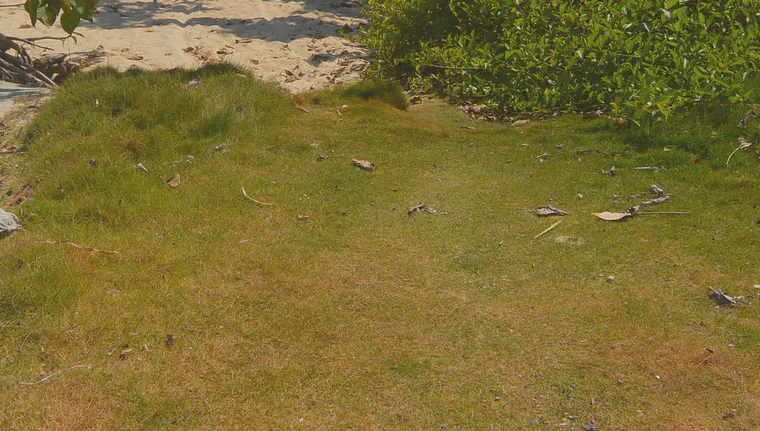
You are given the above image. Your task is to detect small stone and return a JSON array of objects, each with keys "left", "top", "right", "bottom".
[{"left": 606, "top": 275, "right": 615, "bottom": 282}]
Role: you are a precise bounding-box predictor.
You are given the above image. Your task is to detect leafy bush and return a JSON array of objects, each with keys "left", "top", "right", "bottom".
[{"left": 362, "top": 0, "right": 760, "bottom": 128}]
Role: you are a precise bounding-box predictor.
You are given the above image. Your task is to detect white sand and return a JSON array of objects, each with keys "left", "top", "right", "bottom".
[{"left": 0, "top": 0, "right": 368, "bottom": 92}]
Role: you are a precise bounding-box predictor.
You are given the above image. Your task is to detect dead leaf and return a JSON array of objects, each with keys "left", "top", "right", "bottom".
[
  {"left": 182, "top": 47, "right": 194, "bottom": 53},
  {"left": 297, "top": 215, "right": 310, "bottom": 221},
  {"left": 709, "top": 287, "right": 742, "bottom": 307},
  {"left": 241, "top": 187, "right": 276, "bottom": 206},
  {"left": 294, "top": 95, "right": 305, "bottom": 105},
  {"left": 167, "top": 173, "right": 181, "bottom": 188},
  {"left": 19, "top": 24, "right": 32, "bottom": 29},
  {"left": 533, "top": 205, "right": 567, "bottom": 217},
  {"left": 166, "top": 334, "right": 175, "bottom": 348},
  {"left": 640, "top": 195, "right": 670, "bottom": 206},
  {"left": 635, "top": 166, "right": 665, "bottom": 172},
  {"left": 723, "top": 409, "right": 739, "bottom": 420},
  {"left": 583, "top": 109, "right": 606, "bottom": 120},
  {"left": 408, "top": 203, "right": 436, "bottom": 215},
  {"left": 126, "top": 55, "right": 144, "bottom": 61},
  {"left": 0, "top": 145, "right": 17, "bottom": 153},
  {"left": 10, "top": 183, "right": 33, "bottom": 206},
  {"left": 592, "top": 212, "right": 634, "bottom": 221},
  {"left": 119, "top": 348, "right": 133, "bottom": 360},
  {"left": 352, "top": 159, "right": 377, "bottom": 171}
]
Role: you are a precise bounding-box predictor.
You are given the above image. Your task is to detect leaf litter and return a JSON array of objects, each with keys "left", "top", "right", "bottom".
[{"left": 593, "top": 184, "right": 689, "bottom": 221}]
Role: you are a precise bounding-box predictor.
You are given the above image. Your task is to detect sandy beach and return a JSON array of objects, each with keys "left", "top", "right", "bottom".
[{"left": 0, "top": 0, "right": 369, "bottom": 92}]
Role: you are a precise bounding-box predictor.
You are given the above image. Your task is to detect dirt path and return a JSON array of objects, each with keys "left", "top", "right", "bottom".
[{"left": 0, "top": 0, "right": 369, "bottom": 92}]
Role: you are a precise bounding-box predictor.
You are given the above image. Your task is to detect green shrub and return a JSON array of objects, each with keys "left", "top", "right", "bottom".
[{"left": 362, "top": 0, "right": 760, "bottom": 128}]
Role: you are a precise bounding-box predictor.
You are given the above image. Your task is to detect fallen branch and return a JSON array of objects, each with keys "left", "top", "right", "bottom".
[
  {"left": 242, "top": 187, "right": 276, "bottom": 206},
  {"left": 0, "top": 32, "right": 61, "bottom": 87},
  {"left": 19, "top": 365, "right": 91, "bottom": 386}
]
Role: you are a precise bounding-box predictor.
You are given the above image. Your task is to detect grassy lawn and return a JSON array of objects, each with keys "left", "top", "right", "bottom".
[{"left": 2, "top": 67, "right": 760, "bottom": 430}]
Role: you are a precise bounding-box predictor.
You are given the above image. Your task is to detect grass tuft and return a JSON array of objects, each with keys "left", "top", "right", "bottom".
[{"left": 339, "top": 80, "right": 409, "bottom": 110}]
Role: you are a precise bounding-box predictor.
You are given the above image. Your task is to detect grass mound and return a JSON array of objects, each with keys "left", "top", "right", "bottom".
[{"left": 2, "top": 67, "right": 760, "bottom": 429}]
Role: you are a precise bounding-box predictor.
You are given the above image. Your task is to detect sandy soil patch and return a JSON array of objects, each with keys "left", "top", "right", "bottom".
[{"left": 0, "top": 0, "right": 369, "bottom": 92}]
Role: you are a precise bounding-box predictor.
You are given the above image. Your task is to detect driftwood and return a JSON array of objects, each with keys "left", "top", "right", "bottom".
[{"left": 0, "top": 32, "right": 74, "bottom": 87}]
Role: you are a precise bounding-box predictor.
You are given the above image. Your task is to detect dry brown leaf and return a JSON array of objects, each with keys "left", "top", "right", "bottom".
[
  {"left": 10, "top": 182, "right": 33, "bottom": 206},
  {"left": 167, "top": 173, "right": 181, "bottom": 188},
  {"left": 592, "top": 212, "right": 633, "bottom": 221},
  {"left": 127, "top": 55, "right": 144, "bottom": 61},
  {"left": 352, "top": 159, "right": 377, "bottom": 171}
]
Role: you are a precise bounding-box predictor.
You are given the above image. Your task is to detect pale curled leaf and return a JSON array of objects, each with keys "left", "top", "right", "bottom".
[
  {"left": 242, "top": 187, "right": 276, "bottom": 206},
  {"left": 592, "top": 212, "right": 634, "bottom": 221},
  {"left": 167, "top": 173, "right": 181, "bottom": 188}
]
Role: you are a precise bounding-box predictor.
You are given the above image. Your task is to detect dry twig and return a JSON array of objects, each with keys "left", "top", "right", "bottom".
[{"left": 19, "top": 365, "right": 91, "bottom": 386}]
